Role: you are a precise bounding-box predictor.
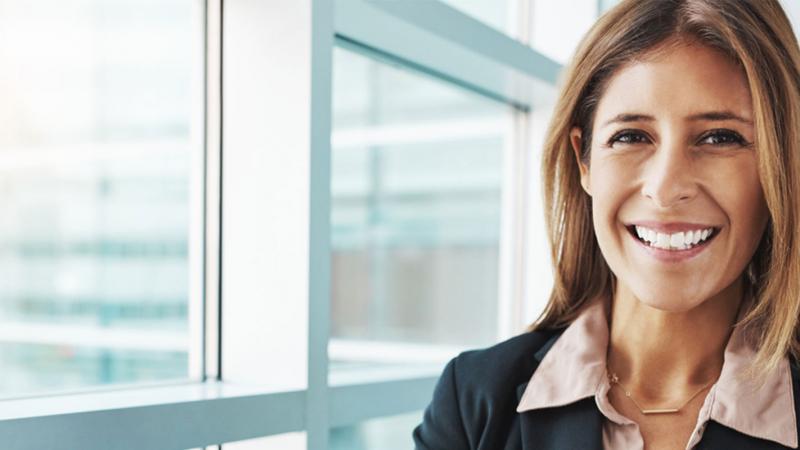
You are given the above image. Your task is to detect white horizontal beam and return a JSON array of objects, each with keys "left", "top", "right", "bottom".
[
  {"left": 328, "top": 376, "right": 438, "bottom": 427},
  {"left": 0, "top": 382, "right": 305, "bottom": 450},
  {"left": 329, "top": 338, "right": 469, "bottom": 365},
  {"left": 331, "top": 117, "right": 507, "bottom": 148},
  {"left": 0, "top": 376, "right": 443, "bottom": 447},
  {"left": 334, "top": 0, "right": 561, "bottom": 110}
]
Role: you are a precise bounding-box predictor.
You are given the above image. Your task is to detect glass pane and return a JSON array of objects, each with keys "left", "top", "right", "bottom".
[
  {"left": 439, "top": 0, "right": 516, "bottom": 37},
  {"left": 0, "top": 0, "right": 203, "bottom": 397},
  {"left": 330, "top": 411, "right": 423, "bottom": 450},
  {"left": 330, "top": 46, "right": 512, "bottom": 371}
]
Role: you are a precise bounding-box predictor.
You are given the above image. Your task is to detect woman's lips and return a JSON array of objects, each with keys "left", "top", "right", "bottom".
[{"left": 626, "top": 224, "right": 718, "bottom": 263}]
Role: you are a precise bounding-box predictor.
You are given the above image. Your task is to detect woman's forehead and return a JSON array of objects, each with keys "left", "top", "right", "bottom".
[{"left": 594, "top": 43, "right": 753, "bottom": 126}]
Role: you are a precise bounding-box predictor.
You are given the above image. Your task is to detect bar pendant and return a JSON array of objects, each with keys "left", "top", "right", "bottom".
[{"left": 642, "top": 408, "right": 680, "bottom": 415}]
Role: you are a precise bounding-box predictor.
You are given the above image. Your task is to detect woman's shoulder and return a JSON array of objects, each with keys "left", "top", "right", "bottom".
[
  {"left": 456, "top": 328, "right": 564, "bottom": 367},
  {"left": 448, "top": 328, "right": 565, "bottom": 397},
  {"left": 415, "top": 329, "right": 566, "bottom": 449}
]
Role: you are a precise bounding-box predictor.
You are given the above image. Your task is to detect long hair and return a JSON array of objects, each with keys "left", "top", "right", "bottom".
[{"left": 530, "top": 0, "right": 800, "bottom": 381}]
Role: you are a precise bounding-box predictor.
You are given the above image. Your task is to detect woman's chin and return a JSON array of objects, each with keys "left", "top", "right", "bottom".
[{"left": 632, "top": 294, "right": 705, "bottom": 313}]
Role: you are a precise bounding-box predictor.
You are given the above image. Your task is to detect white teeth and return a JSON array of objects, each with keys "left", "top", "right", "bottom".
[{"left": 632, "top": 225, "right": 715, "bottom": 251}]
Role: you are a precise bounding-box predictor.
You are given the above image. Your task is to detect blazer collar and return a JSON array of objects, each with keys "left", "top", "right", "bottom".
[{"left": 514, "top": 330, "right": 606, "bottom": 450}]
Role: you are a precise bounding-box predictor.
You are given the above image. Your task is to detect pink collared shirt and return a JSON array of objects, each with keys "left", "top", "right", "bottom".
[{"left": 516, "top": 294, "right": 798, "bottom": 449}]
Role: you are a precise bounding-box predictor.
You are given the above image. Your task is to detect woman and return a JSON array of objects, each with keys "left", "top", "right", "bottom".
[{"left": 413, "top": 1, "right": 800, "bottom": 449}]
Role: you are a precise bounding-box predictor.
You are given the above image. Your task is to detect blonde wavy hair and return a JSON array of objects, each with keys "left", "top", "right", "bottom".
[{"left": 529, "top": 0, "right": 800, "bottom": 381}]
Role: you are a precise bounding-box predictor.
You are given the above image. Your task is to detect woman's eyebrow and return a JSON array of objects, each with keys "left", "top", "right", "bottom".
[
  {"left": 686, "top": 110, "right": 753, "bottom": 124},
  {"left": 600, "top": 113, "right": 654, "bottom": 128},
  {"left": 600, "top": 110, "right": 753, "bottom": 128}
]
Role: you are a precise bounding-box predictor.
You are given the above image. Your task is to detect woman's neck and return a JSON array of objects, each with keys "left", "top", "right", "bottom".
[{"left": 606, "top": 277, "right": 744, "bottom": 402}]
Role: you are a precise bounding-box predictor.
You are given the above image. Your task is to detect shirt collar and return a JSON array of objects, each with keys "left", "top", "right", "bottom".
[
  {"left": 516, "top": 295, "right": 610, "bottom": 411},
  {"left": 516, "top": 294, "right": 798, "bottom": 448}
]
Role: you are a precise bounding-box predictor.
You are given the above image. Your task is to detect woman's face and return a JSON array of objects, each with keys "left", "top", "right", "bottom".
[{"left": 571, "top": 42, "right": 769, "bottom": 312}]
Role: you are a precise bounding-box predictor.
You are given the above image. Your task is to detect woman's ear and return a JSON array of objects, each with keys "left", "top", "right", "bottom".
[{"left": 570, "top": 126, "right": 591, "bottom": 196}]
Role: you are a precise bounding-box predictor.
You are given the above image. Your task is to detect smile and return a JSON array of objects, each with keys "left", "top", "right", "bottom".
[{"left": 625, "top": 224, "right": 720, "bottom": 261}]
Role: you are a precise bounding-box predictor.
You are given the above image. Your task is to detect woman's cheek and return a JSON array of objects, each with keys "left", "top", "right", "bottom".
[
  {"left": 588, "top": 159, "right": 640, "bottom": 262},
  {"left": 590, "top": 159, "right": 635, "bottom": 214}
]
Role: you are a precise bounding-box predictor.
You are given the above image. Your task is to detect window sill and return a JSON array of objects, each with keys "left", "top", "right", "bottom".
[{"left": 0, "top": 381, "right": 304, "bottom": 450}]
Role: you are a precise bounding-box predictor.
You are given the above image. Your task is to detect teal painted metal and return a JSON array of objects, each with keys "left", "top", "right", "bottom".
[
  {"left": 329, "top": 376, "right": 439, "bottom": 428},
  {"left": 335, "top": 0, "right": 562, "bottom": 111},
  {"left": 308, "top": 0, "right": 335, "bottom": 448},
  {"left": 0, "top": 383, "right": 305, "bottom": 450}
]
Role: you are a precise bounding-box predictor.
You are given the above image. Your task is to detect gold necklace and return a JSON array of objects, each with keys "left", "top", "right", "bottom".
[{"left": 606, "top": 369, "right": 715, "bottom": 415}]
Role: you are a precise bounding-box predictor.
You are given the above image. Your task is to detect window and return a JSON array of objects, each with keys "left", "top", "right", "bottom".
[
  {"left": 330, "top": 47, "right": 512, "bottom": 373},
  {"left": 0, "top": 0, "right": 204, "bottom": 398}
]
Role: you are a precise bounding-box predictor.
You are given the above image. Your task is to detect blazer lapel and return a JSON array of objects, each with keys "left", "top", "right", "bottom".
[
  {"left": 516, "top": 381, "right": 604, "bottom": 450},
  {"left": 515, "top": 329, "right": 604, "bottom": 450}
]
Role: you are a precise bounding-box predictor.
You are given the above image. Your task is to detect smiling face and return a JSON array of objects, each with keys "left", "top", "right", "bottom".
[{"left": 571, "top": 41, "right": 770, "bottom": 312}]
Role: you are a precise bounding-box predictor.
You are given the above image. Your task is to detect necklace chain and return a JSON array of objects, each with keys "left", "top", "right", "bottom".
[{"left": 606, "top": 369, "right": 714, "bottom": 415}]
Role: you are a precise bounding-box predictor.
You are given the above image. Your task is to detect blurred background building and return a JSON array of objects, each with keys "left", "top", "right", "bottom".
[{"left": 0, "top": 0, "right": 201, "bottom": 395}]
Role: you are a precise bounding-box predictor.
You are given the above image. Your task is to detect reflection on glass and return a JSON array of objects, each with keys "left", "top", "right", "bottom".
[
  {"left": 330, "top": 47, "right": 511, "bottom": 369},
  {"left": 0, "top": 0, "right": 201, "bottom": 396},
  {"left": 330, "top": 410, "right": 423, "bottom": 450}
]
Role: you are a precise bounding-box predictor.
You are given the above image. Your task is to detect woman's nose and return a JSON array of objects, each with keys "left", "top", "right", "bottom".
[{"left": 640, "top": 141, "right": 698, "bottom": 208}]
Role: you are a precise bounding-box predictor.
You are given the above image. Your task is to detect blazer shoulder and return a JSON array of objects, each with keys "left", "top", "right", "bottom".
[
  {"left": 452, "top": 328, "right": 564, "bottom": 397},
  {"left": 413, "top": 329, "right": 565, "bottom": 449}
]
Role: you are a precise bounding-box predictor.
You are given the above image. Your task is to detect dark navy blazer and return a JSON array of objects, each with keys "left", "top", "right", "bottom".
[{"left": 412, "top": 328, "right": 800, "bottom": 450}]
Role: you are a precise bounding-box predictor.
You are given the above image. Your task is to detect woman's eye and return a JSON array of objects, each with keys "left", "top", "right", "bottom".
[
  {"left": 697, "top": 130, "right": 747, "bottom": 146},
  {"left": 607, "top": 131, "right": 649, "bottom": 146},
  {"left": 605, "top": 129, "right": 750, "bottom": 148}
]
